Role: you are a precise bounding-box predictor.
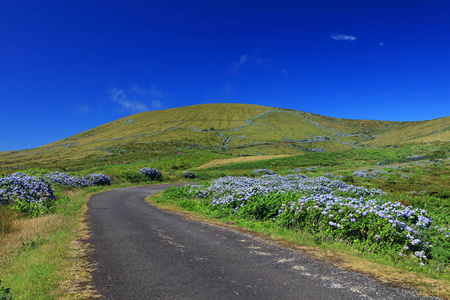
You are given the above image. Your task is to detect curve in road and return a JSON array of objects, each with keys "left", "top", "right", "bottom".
[{"left": 88, "top": 184, "right": 438, "bottom": 299}]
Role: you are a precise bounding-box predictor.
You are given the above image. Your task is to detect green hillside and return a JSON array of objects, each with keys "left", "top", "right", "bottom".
[{"left": 1, "top": 103, "right": 449, "bottom": 171}]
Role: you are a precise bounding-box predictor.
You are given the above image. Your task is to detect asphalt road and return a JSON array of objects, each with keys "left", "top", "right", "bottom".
[{"left": 87, "top": 184, "right": 438, "bottom": 299}]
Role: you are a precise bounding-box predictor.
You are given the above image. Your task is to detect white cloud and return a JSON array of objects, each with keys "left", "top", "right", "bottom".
[
  {"left": 331, "top": 34, "right": 357, "bottom": 41},
  {"left": 131, "top": 84, "right": 164, "bottom": 98},
  {"left": 380, "top": 42, "right": 384, "bottom": 46},
  {"left": 110, "top": 87, "right": 149, "bottom": 112},
  {"left": 232, "top": 50, "right": 271, "bottom": 73},
  {"left": 232, "top": 53, "right": 248, "bottom": 72},
  {"left": 151, "top": 99, "right": 163, "bottom": 109}
]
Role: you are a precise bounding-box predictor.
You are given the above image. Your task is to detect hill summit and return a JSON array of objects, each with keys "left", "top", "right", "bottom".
[{"left": 1, "top": 103, "right": 449, "bottom": 170}]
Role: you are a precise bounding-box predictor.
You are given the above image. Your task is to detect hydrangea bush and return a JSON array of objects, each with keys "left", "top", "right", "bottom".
[
  {"left": 274, "top": 194, "right": 434, "bottom": 260},
  {"left": 353, "top": 169, "right": 387, "bottom": 179},
  {"left": 1, "top": 171, "right": 111, "bottom": 217},
  {"left": 253, "top": 169, "right": 276, "bottom": 175},
  {"left": 183, "top": 171, "right": 196, "bottom": 179},
  {"left": 167, "top": 174, "right": 450, "bottom": 265},
  {"left": 0, "top": 172, "right": 55, "bottom": 217},
  {"left": 85, "top": 173, "right": 111, "bottom": 186},
  {"left": 44, "top": 172, "right": 111, "bottom": 187},
  {"left": 139, "top": 168, "right": 162, "bottom": 180}
]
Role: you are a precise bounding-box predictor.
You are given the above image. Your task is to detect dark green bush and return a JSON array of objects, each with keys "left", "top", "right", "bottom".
[{"left": 121, "top": 171, "right": 147, "bottom": 183}]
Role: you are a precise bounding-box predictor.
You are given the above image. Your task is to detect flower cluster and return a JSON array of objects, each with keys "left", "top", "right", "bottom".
[
  {"left": 274, "top": 193, "right": 434, "bottom": 256},
  {"left": 0, "top": 172, "right": 55, "bottom": 216},
  {"left": 305, "top": 167, "right": 318, "bottom": 171},
  {"left": 183, "top": 173, "right": 449, "bottom": 264},
  {"left": 189, "top": 174, "right": 385, "bottom": 207},
  {"left": 253, "top": 169, "right": 276, "bottom": 175},
  {"left": 353, "top": 169, "right": 387, "bottom": 179},
  {"left": 139, "top": 168, "right": 162, "bottom": 180},
  {"left": 307, "top": 148, "right": 326, "bottom": 152},
  {"left": 183, "top": 171, "right": 196, "bottom": 179},
  {"left": 85, "top": 173, "right": 111, "bottom": 185},
  {"left": 44, "top": 172, "right": 110, "bottom": 187},
  {"left": 324, "top": 173, "right": 344, "bottom": 179}
]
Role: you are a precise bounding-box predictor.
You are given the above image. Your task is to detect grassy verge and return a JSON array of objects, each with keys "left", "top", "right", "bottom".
[
  {"left": 0, "top": 187, "right": 102, "bottom": 299},
  {"left": 147, "top": 191, "right": 450, "bottom": 299},
  {"left": 0, "top": 180, "right": 196, "bottom": 299}
]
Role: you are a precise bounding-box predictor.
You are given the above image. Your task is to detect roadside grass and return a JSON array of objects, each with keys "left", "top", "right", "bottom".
[
  {"left": 0, "top": 187, "right": 101, "bottom": 299},
  {"left": 147, "top": 191, "right": 450, "bottom": 299},
  {"left": 0, "top": 180, "right": 198, "bottom": 299}
]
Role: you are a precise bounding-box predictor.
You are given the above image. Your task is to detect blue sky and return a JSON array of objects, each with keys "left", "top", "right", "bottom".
[{"left": 1, "top": 0, "right": 449, "bottom": 151}]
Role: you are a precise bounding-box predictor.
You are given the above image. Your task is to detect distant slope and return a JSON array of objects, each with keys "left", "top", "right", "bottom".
[
  {"left": 362, "top": 116, "right": 450, "bottom": 146},
  {"left": 1, "top": 103, "right": 448, "bottom": 171}
]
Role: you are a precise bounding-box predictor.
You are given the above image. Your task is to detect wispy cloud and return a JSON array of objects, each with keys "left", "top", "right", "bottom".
[
  {"left": 379, "top": 42, "right": 384, "bottom": 46},
  {"left": 232, "top": 53, "right": 248, "bottom": 72},
  {"left": 331, "top": 34, "right": 357, "bottom": 41},
  {"left": 110, "top": 85, "right": 166, "bottom": 112},
  {"left": 110, "top": 87, "right": 149, "bottom": 112},
  {"left": 131, "top": 84, "right": 164, "bottom": 98},
  {"left": 232, "top": 51, "right": 271, "bottom": 73},
  {"left": 151, "top": 99, "right": 163, "bottom": 109}
]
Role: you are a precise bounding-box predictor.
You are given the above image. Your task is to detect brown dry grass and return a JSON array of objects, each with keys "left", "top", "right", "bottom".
[
  {"left": 0, "top": 211, "right": 63, "bottom": 264},
  {"left": 195, "top": 155, "right": 292, "bottom": 169},
  {"left": 0, "top": 191, "right": 99, "bottom": 299},
  {"left": 58, "top": 200, "right": 100, "bottom": 300}
]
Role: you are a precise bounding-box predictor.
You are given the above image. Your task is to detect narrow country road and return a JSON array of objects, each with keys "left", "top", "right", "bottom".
[{"left": 87, "top": 184, "right": 438, "bottom": 299}]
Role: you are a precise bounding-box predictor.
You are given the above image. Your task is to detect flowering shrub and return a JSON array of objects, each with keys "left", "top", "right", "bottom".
[
  {"left": 308, "top": 148, "right": 326, "bottom": 152},
  {"left": 44, "top": 172, "right": 110, "bottom": 187},
  {"left": 44, "top": 171, "right": 89, "bottom": 187},
  {"left": 353, "top": 170, "right": 387, "bottom": 179},
  {"left": 274, "top": 194, "right": 434, "bottom": 259},
  {"left": 189, "top": 175, "right": 385, "bottom": 202},
  {"left": 139, "top": 168, "right": 162, "bottom": 180},
  {"left": 172, "top": 174, "right": 450, "bottom": 265},
  {"left": 85, "top": 173, "right": 111, "bottom": 186},
  {"left": 253, "top": 169, "right": 276, "bottom": 175},
  {"left": 0, "top": 173, "right": 55, "bottom": 217},
  {"left": 305, "top": 167, "right": 318, "bottom": 171},
  {"left": 183, "top": 171, "right": 196, "bottom": 179},
  {"left": 0, "top": 171, "right": 111, "bottom": 217}
]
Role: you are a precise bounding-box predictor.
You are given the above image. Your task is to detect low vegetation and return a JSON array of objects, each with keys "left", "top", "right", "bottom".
[{"left": 0, "top": 103, "right": 448, "bottom": 298}]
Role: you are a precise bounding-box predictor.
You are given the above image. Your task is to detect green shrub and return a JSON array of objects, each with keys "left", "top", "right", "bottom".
[
  {"left": 0, "top": 280, "right": 11, "bottom": 300},
  {"left": 121, "top": 171, "right": 147, "bottom": 183}
]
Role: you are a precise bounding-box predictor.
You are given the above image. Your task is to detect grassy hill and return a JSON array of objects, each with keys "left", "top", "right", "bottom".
[
  {"left": 1, "top": 103, "right": 449, "bottom": 171},
  {"left": 1, "top": 104, "right": 449, "bottom": 299}
]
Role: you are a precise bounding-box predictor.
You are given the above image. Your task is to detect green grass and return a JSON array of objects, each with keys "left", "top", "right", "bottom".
[
  {"left": 0, "top": 185, "right": 108, "bottom": 299},
  {"left": 1, "top": 104, "right": 448, "bottom": 172},
  {"left": 0, "top": 103, "right": 448, "bottom": 298}
]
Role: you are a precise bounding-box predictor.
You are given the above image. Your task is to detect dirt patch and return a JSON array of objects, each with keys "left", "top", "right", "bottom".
[{"left": 195, "top": 155, "right": 292, "bottom": 169}]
